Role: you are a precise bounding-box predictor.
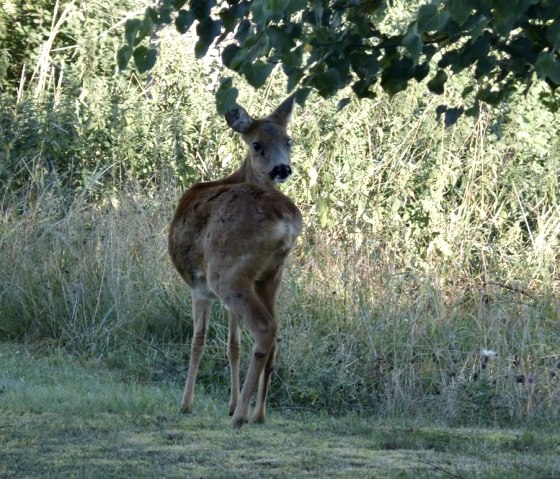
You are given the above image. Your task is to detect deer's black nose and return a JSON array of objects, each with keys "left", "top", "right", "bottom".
[{"left": 269, "top": 164, "right": 292, "bottom": 182}]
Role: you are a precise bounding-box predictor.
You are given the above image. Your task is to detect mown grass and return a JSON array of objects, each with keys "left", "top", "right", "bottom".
[{"left": 2, "top": 343, "right": 560, "bottom": 479}]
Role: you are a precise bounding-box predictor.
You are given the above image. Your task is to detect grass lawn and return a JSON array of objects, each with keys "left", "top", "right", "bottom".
[{"left": 1, "top": 342, "right": 559, "bottom": 479}]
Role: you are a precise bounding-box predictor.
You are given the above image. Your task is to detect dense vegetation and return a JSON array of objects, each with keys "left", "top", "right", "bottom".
[{"left": 1, "top": 0, "right": 559, "bottom": 425}]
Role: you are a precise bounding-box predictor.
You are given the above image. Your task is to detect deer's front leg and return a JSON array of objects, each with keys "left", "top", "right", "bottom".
[{"left": 227, "top": 311, "right": 241, "bottom": 416}]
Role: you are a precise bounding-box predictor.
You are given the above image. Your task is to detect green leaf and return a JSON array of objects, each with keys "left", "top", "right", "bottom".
[
  {"left": 467, "top": 13, "right": 490, "bottom": 40},
  {"left": 443, "top": 106, "right": 464, "bottom": 126},
  {"left": 133, "top": 46, "right": 157, "bottom": 73},
  {"left": 267, "top": 26, "right": 295, "bottom": 50},
  {"left": 195, "top": 17, "right": 222, "bottom": 59},
  {"left": 250, "top": 0, "right": 268, "bottom": 26},
  {"left": 222, "top": 44, "right": 242, "bottom": 68},
  {"left": 145, "top": 7, "right": 159, "bottom": 24},
  {"left": 462, "top": 84, "right": 475, "bottom": 98},
  {"left": 268, "top": 0, "right": 291, "bottom": 16},
  {"left": 171, "top": 0, "right": 188, "bottom": 9},
  {"left": 280, "top": 45, "right": 303, "bottom": 69},
  {"left": 294, "top": 87, "right": 311, "bottom": 105},
  {"left": 219, "top": 8, "right": 236, "bottom": 31},
  {"left": 285, "top": 0, "right": 307, "bottom": 16},
  {"left": 535, "top": 52, "right": 560, "bottom": 85},
  {"left": 547, "top": 21, "right": 560, "bottom": 49},
  {"left": 414, "top": 62, "right": 430, "bottom": 82},
  {"left": 492, "top": 0, "right": 536, "bottom": 37},
  {"left": 311, "top": 68, "right": 342, "bottom": 97},
  {"left": 175, "top": 10, "right": 195, "bottom": 34},
  {"left": 423, "top": 44, "right": 437, "bottom": 60},
  {"left": 227, "top": 2, "right": 251, "bottom": 20},
  {"left": 447, "top": 0, "right": 472, "bottom": 25},
  {"left": 381, "top": 57, "right": 414, "bottom": 96},
  {"left": 427, "top": 69, "right": 448, "bottom": 94},
  {"left": 117, "top": 45, "right": 133, "bottom": 70},
  {"left": 317, "top": 197, "right": 331, "bottom": 228},
  {"left": 243, "top": 61, "right": 274, "bottom": 89},
  {"left": 349, "top": 51, "right": 380, "bottom": 80},
  {"left": 402, "top": 25, "right": 423, "bottom": 65},
  {"left": 191, "top": 0, "right": 216, "bottom": 21},
  {"left": 283, "top": 65, "right": 304, "bottom": 91},
  {"left": 216, "top": 78, "right": 239, "bottom": 115},
  {"left": 417, "top": 4, "right": 450, "bottom": 32},
  {"left": 286, "top": 22, "right": 303, "bottom": 40},
  {"left": 136, "top": 12, "right": 156, "bottom": 46},
  {"left": 465, "top": 100, "right": 480, "bottom": 117},
  {"left": 540, "top": 2, "right": 560, "bottom": 20},
  {"left": 471, "top": 0, "right": 491, "bottom": 16},
  {"left": 475, "top": 55, "right": 496, "bottom": 78},
  {"left": 352, "top": 79, "right": 376, "bottom": 99},
  {"left": 506, "top": 37, "right": 537, "bottom": 63},
  {"left": 124, "top": 18, "right": 142, "bottom": 46},
  {"left": 441, "top": 34, "right": 490, "bottom": 75},
  {"left": 337, "top": 98, "right": 351, "bottom": 111},
  {"left": 435, "top": 104, "right": 447, "bottom": 121},
  {"left": 476, "top": 87, "right": 501, "bottom": 105},
  {"left": 157, "top": 2, "right": 174, "bottom": 24},
  {"left": 235, "top": 19, "right": 252, "bottom": 43},
  {"left": 492, "top": 0, "right": 515, "bottom": 36}
]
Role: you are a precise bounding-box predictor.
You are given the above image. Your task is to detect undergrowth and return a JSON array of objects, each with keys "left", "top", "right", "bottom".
[{"left": 1, "top": 0, "right": 559, "bottom": 426}]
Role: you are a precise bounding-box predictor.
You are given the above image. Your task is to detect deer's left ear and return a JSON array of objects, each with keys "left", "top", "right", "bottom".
[{"left": 270, "top": 95, "right": 295, "bottom": 127}]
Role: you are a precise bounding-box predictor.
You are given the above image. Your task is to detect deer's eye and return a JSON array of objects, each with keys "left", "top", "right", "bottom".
[
  {"left": 252, "top": 142, "right": 263, "bottom": 152},
  {"left": 286, "top": 138, "right": 292, "bottom": 148}
]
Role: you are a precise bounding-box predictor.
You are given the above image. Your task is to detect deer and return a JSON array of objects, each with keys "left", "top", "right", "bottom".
[{"left": 168, "top": 96, "right": 302, "bottom": 428}]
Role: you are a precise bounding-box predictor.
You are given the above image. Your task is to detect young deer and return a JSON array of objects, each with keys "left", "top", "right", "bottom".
[{"left": 168, "top": 96, "right": 302, "bottom": 428}]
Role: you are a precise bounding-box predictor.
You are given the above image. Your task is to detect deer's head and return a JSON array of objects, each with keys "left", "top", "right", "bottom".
[{"left": 225, "top": 96, "right": 295, "bottom": 185}]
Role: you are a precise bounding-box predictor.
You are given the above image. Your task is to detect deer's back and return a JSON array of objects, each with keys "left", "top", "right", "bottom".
[{"left": 169, "top": 181, "right": 302, "bottom": 295}]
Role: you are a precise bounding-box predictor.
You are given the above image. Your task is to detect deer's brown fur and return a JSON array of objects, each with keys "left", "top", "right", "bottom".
[{"left": 168, "top": 96, "right": 302, "bottom": 428}]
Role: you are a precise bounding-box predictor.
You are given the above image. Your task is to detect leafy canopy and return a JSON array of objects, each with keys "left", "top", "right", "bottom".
[{"left": 119, "top": 0, "right": 560, "bottom": 120}]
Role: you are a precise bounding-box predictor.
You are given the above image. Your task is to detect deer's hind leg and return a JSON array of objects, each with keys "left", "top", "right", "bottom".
[
  {"left": 252, "top": 270, "right": 282, "bottom": 424},
  {"left": 180, "top": 292, "right": 212, "bottom": 414},
  {"left": 211, "top": 278, "right": 277, "bottom": 428},
  {"left": 230, "top": 298, "right": 276, "bottom": 428}
]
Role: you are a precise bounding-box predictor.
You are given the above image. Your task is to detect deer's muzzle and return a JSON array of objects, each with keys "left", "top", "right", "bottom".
[{"left": 269, "top": 164, "right": 292, "bottom": 183}]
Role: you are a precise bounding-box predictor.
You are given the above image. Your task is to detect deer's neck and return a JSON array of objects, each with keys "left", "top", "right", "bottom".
[{"left": 225, "top": 156, "right": 274, "bottom": 187}]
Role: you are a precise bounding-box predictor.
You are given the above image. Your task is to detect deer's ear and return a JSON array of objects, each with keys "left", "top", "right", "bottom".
[
  {"left": 270, "top": 95, "right": 295, "bottom": 127},
  {"left": 225, "top": 105, "right": 254, "bottom": 133}
]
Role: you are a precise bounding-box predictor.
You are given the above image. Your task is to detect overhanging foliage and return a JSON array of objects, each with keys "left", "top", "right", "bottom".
[{"left": 120, "top": 0, "right": 560, "bottom": 120}]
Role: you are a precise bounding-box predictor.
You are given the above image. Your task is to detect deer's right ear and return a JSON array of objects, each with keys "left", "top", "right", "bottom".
[{"left": 225, "top": 105, "right": 254, "bottom": 134}]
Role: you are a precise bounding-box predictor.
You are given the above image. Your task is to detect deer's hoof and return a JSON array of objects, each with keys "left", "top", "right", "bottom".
[
  {"left": 230, "top": 415, "right": 248, "bottom": 429},
  {"left": 252, "top": 412, "right": 266, "bottom": 424}
]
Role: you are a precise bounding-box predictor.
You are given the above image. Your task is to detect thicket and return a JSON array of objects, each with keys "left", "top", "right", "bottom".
[{"left": 1, "top": 0, "right": 559, "bottom": 425}]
